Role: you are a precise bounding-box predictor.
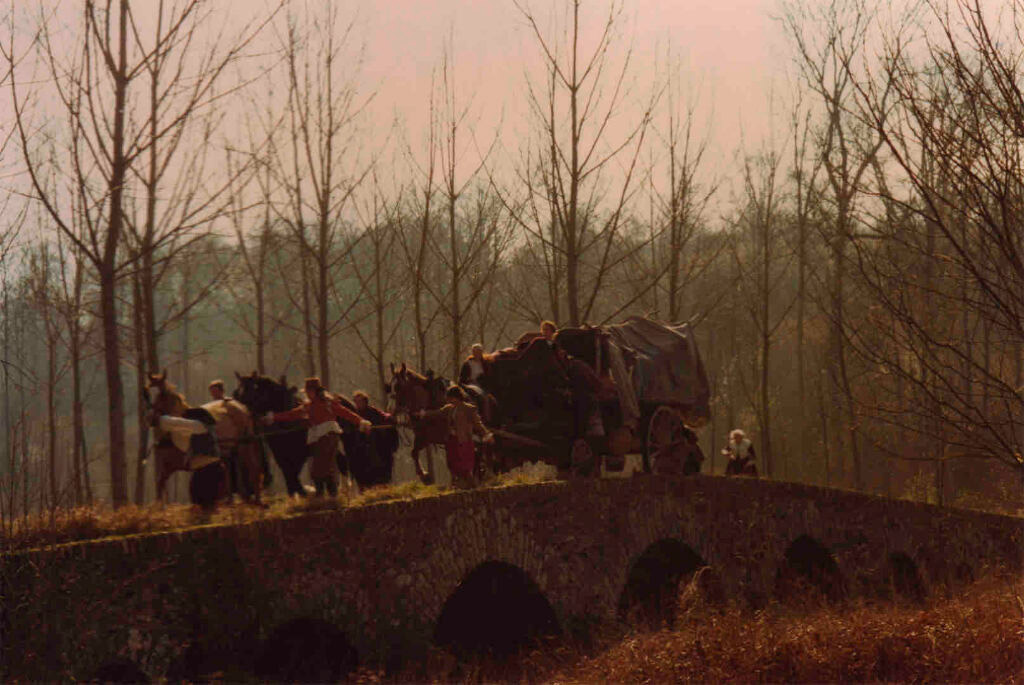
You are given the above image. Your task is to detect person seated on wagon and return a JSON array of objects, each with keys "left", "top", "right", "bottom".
[
  {"left": 459, "top": 343, "right": 493, "bottom": 391},
  {"left": 515, "top": 319, "right": 558, "bottom": 349},
  {"left": 263, "top": 377, "right": 372, "bottom": 497},
  {"left": 723, "top": 429, "right": 758, "bottom": 476},
  {"left": 416, "top": 385, "right": 494, "bottom": 489}
]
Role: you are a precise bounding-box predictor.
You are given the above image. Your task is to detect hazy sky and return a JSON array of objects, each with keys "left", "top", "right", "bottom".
[
  {"left": 359, "top": 0, "right": 784, "bottom": 154},
  {"left": 5, "top": 0, "right": 790, "bottom": 206}
]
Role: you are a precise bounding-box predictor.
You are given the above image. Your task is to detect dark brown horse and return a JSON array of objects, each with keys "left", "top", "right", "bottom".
[
  {"left": 385, "top": 362, "right": 493, "bottom": 485},
  {"left": 147, "top": 371, "right": 263, "bottom": 505}
]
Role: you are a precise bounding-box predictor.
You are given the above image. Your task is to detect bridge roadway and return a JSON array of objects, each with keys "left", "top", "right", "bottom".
[{"left": 2, "top": 474, "right": 1021, "bottom": 680}]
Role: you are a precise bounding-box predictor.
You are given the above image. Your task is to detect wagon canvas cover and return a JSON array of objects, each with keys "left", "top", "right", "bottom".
[{"left": 605, "top": 316, "right": 710, "bottom": 425}]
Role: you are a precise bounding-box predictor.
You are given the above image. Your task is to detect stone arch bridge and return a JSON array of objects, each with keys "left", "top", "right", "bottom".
[{"left": 2, "top": 476, "right": 1021, "bottom": 680}]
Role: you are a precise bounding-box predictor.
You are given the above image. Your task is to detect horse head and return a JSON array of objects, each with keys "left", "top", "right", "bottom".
[
  {"left": 146, "top": 368, "right": 168, "bottom": 393},
  {"left": 387, "top": 362, "right": 442, "bottom": 417},
  {"left": 233, "top": 371, "right": 300, "bottom": 416},
  {"left": 146, "top": 369, "right": 187, "bottom": 423}
]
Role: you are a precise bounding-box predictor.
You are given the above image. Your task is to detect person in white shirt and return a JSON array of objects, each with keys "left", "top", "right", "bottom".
[{"left": 723, "top": 429, "right": 759, "bottom": 476}]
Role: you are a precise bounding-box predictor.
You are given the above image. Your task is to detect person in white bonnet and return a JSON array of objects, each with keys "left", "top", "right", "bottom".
[{"left": 723, "top": 428, "right": 759, "bottom": 476}]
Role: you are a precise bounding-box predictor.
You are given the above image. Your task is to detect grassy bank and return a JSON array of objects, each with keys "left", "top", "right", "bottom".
[
  {"left": 0, "top": 470, "right": 557, "bottom": 552},
  {"left": 555, "top": 575, "right": 1022, "bottom": 683}
]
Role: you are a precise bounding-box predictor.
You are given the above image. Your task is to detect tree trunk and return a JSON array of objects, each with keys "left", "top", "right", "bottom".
[
  {"left": 667, "top": 139, "right": 681, "bottom": 321},
  {"left": 818, "top": 367, "right": 831, "bottom": 487},
  {"left": 255, "top": 224, "right": 268, "bottom": 373},
  {"left": 759, "top": 192, "right": 773, "bottom": 480},
  {"left": 318, "top": 213, "right": 330, "bottom": 387},
  {"left": 301, "top": 247, "right": 316, "bottom": 377},
  {"left": 133, "top": 271, "right": 149, "bottom": 505},
  {"left": 101, "top": 0, "right": 130, "bottom": 507},
  {"left": 449, "top": 193, "right": 461, "bottom": 377},
  {"left": 71, "top": 322, "right": 87, "bottom": 505},
  {"left": 100, "top": 271, "right": 128, "bottom": 506},
  {"left": 796, "top": 195, "right": 807, "bottom": 475},
  {"left": 46, "top": 316, "right": 57, "bottom": 510},
  {"left": 415, "top": 191, "right": 432, "bottom": 371},
  {"left": 374, "top": 230, "right": 387, "bottom": 396}
]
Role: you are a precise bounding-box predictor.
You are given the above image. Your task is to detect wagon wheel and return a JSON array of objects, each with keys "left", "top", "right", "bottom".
[
  {"left": 643, "top": 406, "right": 691, "bottom": 475},
  {"left": 569, "top": 438, "right": 598, "bottom": 477}
]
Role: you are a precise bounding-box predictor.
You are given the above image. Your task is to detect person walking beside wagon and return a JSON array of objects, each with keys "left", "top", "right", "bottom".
[
  {"left": 723, "top": 429, "right": 758, "bottom": 476},
  {"left": 346, "top": 390, "right": 399, "bottom": 487},
  {"left": 206, "top": 379, "right": 262, "bottom": 503},
  {"left": 417, "top": 386, "right": 494, "bottom": 489},
  {"left": 263, "top": 377, "right": 371, "bottom": 497}
]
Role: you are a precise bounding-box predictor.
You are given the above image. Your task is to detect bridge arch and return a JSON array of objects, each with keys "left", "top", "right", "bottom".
[
  {"left": 420, "top": 503, "right": 553, "bottom": 634},
  {"left": 254, "top": 617, "right": 358, "bottom": 682},
  {"left": 618, "top": 538, "right": 706, "bottom": 627},
  {"left": 775, "top": 534, "right": 845, "bottom": 602},
  {"left": 888, "top": 551, "right": 926, "bottom": 601},
  {"left": 434, "top": 561, "right": 559, "bottom": 656}
]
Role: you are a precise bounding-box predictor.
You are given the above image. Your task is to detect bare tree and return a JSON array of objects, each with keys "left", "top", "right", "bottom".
[
  {"left": 732, "top": 139, "right": 796, "bottom": 479},
  {"left": 26, "top": 241, "right": 61, "bottom": 510},
  {"left": 649, "top": 64, "right": 718, "bottom": 322},
  {"left": 6, "top": 1, "right": 273, "bottom": 505},
  {"left": 220, "top": 149, "right": 282, "bottom": 375},
  {"left": 788, "top": 96, "right": 823, "bottom": 477},
  {"left": 7, "top": 1, "right": 136, "bottom": 504},
  {"left": 401, "top": 64, "right": 444, "bottom": 371},
  {"left": 423, "top": 39, "right": 510, "bottom": 375},
  {"left": 782, "top": 0, "right": 890, "bottom": 489},
  {"left": 263, "top": 3, "right": 374, "bottom": 387},
  {"left": 351, "top": 175, "right": 406, "bottom": 395},
  {"left": 849, "top": 0, "right": 1024, "bottom": 476},
  {"left": 509, "top": 0, "right": 657, "bottom": 326}
]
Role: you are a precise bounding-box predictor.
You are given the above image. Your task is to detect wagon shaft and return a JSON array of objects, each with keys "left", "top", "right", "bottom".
[{"left": 491, "top": 428, "right": 548, "bottom": 449}]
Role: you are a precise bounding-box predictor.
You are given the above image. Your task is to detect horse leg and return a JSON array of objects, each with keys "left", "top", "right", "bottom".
[
  {"left": 156, "top": 465, "right": 170, "bottom": 503},
  {"left": 411, "top": 437, "right": 434, "bottom": 485},
  {"left": 240, "top": 443, "right": 263, "bottom": 505},
  {"left": 282, "top": 458, "right": 304, "bottom": 496},
  {"left": 270, "top": 441, "right": 304, "bottom": 496},
  {"left": 154, "top": 447, "right": 179, "bottom": 503}
]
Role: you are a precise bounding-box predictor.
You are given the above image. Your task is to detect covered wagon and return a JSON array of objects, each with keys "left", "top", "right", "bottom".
[{"left": 483, "top": 316, "right": 709, "bottom": 477}]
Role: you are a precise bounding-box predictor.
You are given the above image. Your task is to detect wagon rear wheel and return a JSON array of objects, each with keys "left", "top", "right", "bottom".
[{"left": 644, "top": 407, "right": 694, "bottom": 475}]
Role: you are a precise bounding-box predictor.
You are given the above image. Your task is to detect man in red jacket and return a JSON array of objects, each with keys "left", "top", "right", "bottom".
[{"left": 264, "top": 377, "right": 371, "bottom": 497}]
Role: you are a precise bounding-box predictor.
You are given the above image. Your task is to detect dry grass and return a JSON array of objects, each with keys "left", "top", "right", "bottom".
[
  {"left": 543, "top": 573, "right": 1024, "bottom": 684},
  {"left": 353, "top": 572, "right": 1024, "bottom": 683},
  {"left": 0, "top": 480, "right": 462, "bottom": 553},
  {"left": 0, "top": 498, "right": 295, "bottom": 552},
  {"left": 350, "top": 480, "right": 447, "bottom": 507}
]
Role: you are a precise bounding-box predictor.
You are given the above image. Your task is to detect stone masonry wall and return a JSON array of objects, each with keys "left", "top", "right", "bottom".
[{"left": 2, "top": 475, "right": 1021, "bottom": 680}]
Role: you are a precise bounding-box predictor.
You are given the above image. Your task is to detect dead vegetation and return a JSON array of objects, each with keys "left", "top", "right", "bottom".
[
  {"left": 362, "top": 571, "right": 1024, "bottom": 683},
  {"left": 553, "top": 573, "right": 1024, "bottom": 684},
  {"left": 0, "top": 479, "right": 519, "bottom": 553}
]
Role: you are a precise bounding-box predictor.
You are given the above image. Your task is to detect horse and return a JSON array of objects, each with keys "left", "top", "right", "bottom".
[
  {"left": 146, "top": 370, "right": 263, "bottom": 506},
  {"left": 233, "top": 371, "right": 399, "bottom": 493},
  {"left": 385, "top": 362, "right": 494, "bottom": 485},
  {"left": 232, "top": 371, "right": 311, "bottom": 497}
]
